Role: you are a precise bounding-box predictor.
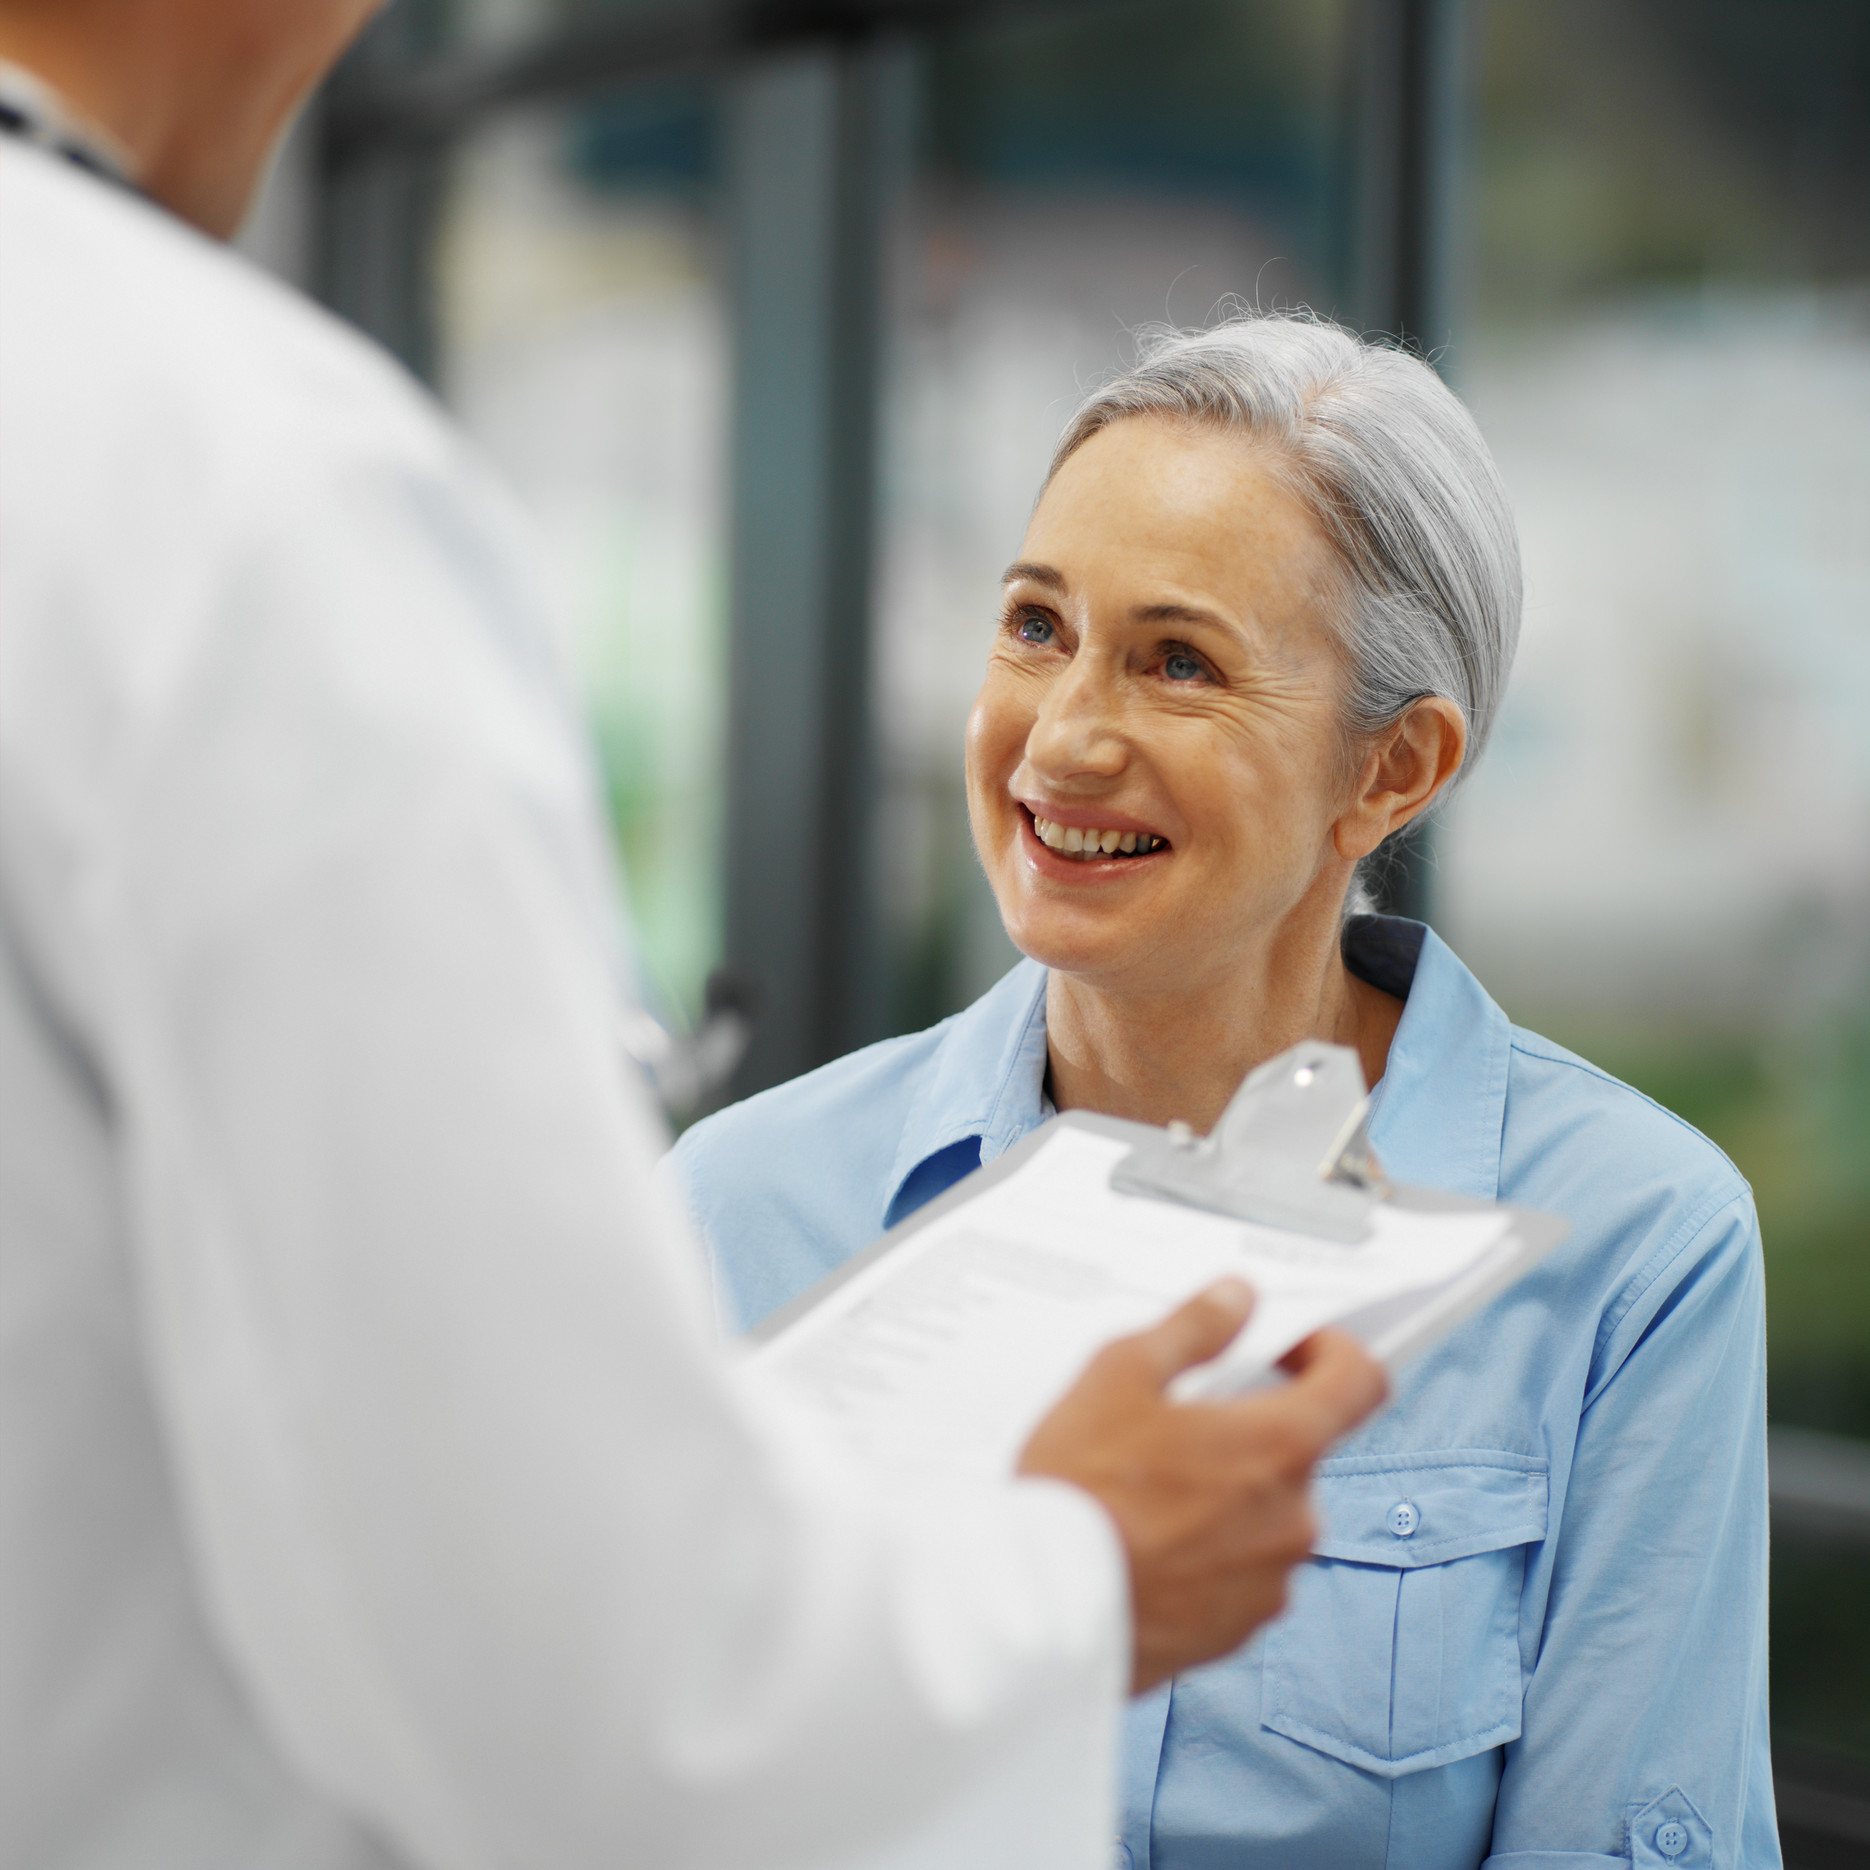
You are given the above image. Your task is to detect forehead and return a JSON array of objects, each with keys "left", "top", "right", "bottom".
[{"left": 1021, "top": 416, "right": 1341, "bottom": 629}]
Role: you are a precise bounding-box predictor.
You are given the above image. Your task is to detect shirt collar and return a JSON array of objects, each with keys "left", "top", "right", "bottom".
[
  {"left": 886, "top": 958, "right": 1050, "bottom": 1202},
  {"left": 1353, "top": 917, "right": 1512, "bottom": 1203},
  {"left": 883, "top": 917, "right": 1513, "bottom": 1217}
]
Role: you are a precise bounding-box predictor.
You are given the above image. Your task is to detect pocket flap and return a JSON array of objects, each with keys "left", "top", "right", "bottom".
[{"left": 1310, "top": 1451, "right": 1549, "bottom": 1568}]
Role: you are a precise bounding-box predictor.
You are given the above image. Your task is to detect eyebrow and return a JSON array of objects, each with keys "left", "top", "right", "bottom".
[
  {"left": 1001, "top": 560, "right": 1066, "bottom": 591},
  {"left": 1135, "top": 601, "right": 1233, "bottom": 631}
]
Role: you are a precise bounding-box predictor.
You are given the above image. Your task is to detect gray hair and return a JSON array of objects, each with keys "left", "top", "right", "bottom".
[{"left": 1046, "top": 314, "right": 1521, "bottom": 896}]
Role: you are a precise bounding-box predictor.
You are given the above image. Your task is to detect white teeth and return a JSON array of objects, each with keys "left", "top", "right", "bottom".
[{"left": 1030, "top": 812, "right": 1163, "bottom": 858}]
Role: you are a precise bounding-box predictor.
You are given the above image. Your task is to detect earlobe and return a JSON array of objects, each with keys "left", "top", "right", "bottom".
[
  {"left": 1329, "top": 747, "right": 1394, "bottom": 862},
  {"left": 1330, "top": 812, "right": 1386, "bottom": 863}
]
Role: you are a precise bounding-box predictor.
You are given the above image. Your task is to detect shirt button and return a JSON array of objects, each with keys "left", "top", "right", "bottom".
[
  {"left": 1655, "top": 1821, "right": 1688, "bottom": 1858},
  {"left": 1387, "top": 1500, "right": 1419, "bottom": 1537}
]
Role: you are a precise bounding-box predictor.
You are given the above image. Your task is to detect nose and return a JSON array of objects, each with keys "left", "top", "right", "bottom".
[{"left": 1023, "top": 651, "right": 1128, "bottom": 784}]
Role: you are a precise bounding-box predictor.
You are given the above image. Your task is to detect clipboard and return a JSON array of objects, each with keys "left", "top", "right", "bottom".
[{"left": 746, "top": 1043, "right": 1567, "bottom": 1482}]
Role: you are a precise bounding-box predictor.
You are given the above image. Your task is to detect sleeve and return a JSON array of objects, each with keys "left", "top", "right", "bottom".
[
  {"left": 1483, "top": 1189, "right": 1779, "bottom": 1870},
  {"left": 101, "top": 431, "right": 1128, "bottom": 1870}
]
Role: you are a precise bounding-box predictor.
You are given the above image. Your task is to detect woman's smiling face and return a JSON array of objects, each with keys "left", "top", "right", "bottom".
[{"left": 966, "top": 414, "right": 1360, "bottom": 997}]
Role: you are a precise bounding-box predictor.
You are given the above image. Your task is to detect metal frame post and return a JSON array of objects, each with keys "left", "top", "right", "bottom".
[
  {"left": 721, "top": 38, "right": 904, "bottom": 1094},
  {"left": 1349, "top": 0, "right": 1468, "bottom": 924},
  {"left": 315, "top": 0, "right": 450, "bottom": 382},
  {"left": 1350, "top": 0, "right": 1467, "bottom": 359}
]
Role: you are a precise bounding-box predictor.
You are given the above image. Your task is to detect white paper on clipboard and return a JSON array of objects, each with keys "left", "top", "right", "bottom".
[{"left": 745, "top": 1112, "right": 1566, "bottom": 1485}]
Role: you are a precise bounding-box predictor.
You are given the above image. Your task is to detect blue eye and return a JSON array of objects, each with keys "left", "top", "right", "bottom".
[
  {"left": 1016, "top": 611, "right": 1056, "bottom": 645},
  {"left": 1164, "top": 650, "right": 1205, "bottom": 682}
]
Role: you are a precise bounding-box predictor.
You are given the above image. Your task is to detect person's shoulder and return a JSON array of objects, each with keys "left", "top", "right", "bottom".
[
  {"left": 2, "top": 147, "right": 543, "bottom": 742},
  {"left": 1501, "top": 1024, "right": 1767, "bottom": 1405},
  {"left": 1501, "top": 1022, "right": 1755, "bottom": 1273},
  {"left": 674, "top": 1018, "right": 957, "bottom": 1208},
  {"left": 3, "top": 142, "right": 453, "bottom": 479},
  {"left": 666, "top": 1017, "right": 965, "bottom": 1329},
  {"left": 1506, "top": 1024, "right": 1746, "bottom": 1184},
  {"left": 674, "top": 959, "right": 1044, "bottom": 1203}
]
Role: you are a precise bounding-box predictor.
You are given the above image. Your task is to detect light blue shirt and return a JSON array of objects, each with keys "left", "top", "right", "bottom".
[{"left": 670, "top": 919, "right": 1778, "bottom": 1870}]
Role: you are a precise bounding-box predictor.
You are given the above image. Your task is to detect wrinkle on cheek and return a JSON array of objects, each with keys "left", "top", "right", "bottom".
[
  {"left": 981, "top": 647, "right": 1058, "bottom": 712},
  {"left": 1178, "top": 693, "right": 1342, "bottom": 809}
]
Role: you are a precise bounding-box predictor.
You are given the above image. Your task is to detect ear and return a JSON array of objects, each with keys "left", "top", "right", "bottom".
[{"left": 1331, "top": 698, "right": 1468, "bottom": 862}]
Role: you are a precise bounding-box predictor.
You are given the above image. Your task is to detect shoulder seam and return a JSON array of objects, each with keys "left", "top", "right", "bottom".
[
  {"left": 1585, "top": 1181, "right": 1757, "bottom": 1409},
  {"left": 1508, "top": 1028, "right": 1751, "bottom": 1186}
]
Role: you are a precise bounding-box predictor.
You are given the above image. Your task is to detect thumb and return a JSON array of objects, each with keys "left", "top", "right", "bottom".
[
  {"left": 1127, "top": 1278, "right": 1256, "bottom": 1387},
  {"left": 1273, "top": 1327, "right": 1390, "bottom": 1442}
]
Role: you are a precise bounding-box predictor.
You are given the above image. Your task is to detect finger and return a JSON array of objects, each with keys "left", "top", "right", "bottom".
[
  {"left": 1121, "top": 1278, "right": 1256, "bottom": 1387},
  {"left": 1269, "top": 1328, "right": 1389, "bottom": 1445}
]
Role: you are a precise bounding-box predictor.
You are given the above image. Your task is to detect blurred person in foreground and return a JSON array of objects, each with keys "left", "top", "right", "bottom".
[
  {"left": 674, "top": 317, "right": 1779, "bottom": 1869},
  {"left": 0, "top": 5, "right": 1389, "bottom": 1868}
]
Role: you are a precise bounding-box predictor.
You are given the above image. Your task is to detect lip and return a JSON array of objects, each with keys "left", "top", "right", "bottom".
[
  {"left": 1015, "top": 797, "right": 1165, "bottom": 840},
  {"left": 1016, "top": 803, "right": 1171, "bottom": 877}
]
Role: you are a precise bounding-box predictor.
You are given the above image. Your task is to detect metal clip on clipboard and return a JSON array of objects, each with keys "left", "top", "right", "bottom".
[{"left": 1110, "top": 1040, "right": 1392, "bottom": 1244}]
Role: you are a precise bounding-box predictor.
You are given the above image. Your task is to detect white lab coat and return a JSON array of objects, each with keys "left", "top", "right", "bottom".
[{"left": 0, "top": 140, "right": 1125, "bottom": 1870}]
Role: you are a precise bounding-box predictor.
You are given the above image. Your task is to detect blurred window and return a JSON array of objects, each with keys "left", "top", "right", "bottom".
[{"left": 435, "top": 79, "right": 728, "bottom": 1026}]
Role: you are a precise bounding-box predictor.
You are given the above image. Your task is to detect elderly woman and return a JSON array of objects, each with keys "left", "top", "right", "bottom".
[{"left": 670, "top": 316, "right": 1775, "bottom": 1869}]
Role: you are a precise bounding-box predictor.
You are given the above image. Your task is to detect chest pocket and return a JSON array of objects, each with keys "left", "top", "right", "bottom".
[{"left": 1262, "top": 1452, "right": 1548, "bottom": 1779}]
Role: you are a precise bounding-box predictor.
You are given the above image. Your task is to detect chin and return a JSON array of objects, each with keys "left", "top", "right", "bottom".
[{"left": 997, "top": 902, "right": 1146, "bottom": 983}]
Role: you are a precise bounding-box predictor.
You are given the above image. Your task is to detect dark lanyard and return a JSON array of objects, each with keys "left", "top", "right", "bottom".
[{"left": 0, "top": 93, "right": 133, "bottom": 191}]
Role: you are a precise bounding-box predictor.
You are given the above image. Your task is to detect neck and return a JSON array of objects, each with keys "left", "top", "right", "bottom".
[
  {"left": 0, "top": 9, "right": 170, "bottom": 181},
  {"left": 0, "top": 3, "right": 327, "bottom": 236},
  {"left": 1043, "top": 895, "right": 1404, "bottom": 1134}
]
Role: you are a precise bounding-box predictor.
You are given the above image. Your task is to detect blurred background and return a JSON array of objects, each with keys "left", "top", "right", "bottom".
[{"left": 246, "top": 1, "right": 1870, "bottom": 1856}]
